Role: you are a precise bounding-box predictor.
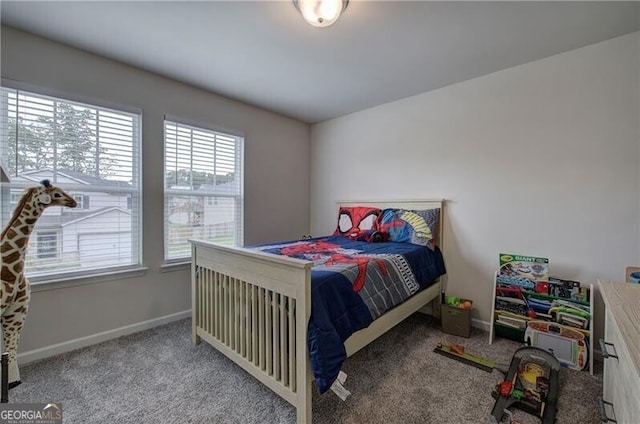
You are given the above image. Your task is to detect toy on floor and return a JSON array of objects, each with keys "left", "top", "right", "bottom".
[
  {"left": 524, "top": 320, "right": 588, "bottom": 371},
  {"left": 490, "top": 346, "right": 560, "bottom": 424},
  {"left": 433, "top": 341, "right": 497, "bottom": 373},
  {"left": 0, "top": 180, "right": 77, "bottom": 389}
]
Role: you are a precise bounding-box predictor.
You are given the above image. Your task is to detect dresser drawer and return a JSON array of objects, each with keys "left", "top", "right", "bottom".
[{"left": 603, "top": 308, "right": 640, "bottom": 422}]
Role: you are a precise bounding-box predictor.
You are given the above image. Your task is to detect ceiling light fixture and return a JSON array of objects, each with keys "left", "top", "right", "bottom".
[{"left": 293, "top": 0, "right": 349, "bottom": 28}]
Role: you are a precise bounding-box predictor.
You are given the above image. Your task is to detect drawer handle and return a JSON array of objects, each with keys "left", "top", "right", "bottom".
[
  {"left": 599, "top": 339, "right": 618, "bottom": 360},
  {"left": 597, "top": 397, "right": 617, "bottom": 423}
]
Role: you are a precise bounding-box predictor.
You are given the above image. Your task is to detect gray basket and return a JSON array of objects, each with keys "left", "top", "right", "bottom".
[{"left": 441, "top": 301, "right": 472, "bottom": 337}]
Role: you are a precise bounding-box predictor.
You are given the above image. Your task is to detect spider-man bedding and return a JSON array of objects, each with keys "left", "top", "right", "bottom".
[{"left": 253, "top": 235, "right": 446, "bottom": 394}]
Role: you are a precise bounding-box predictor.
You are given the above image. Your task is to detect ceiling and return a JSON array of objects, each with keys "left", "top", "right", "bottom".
[{"left": 1, "top": 1, "right": 639, "bottom": 124}]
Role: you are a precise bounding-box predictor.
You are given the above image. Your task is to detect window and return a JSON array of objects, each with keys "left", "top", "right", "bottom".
[
  {"left": 164, "top": 119, "right": 243, "bottom": 262},
  {"left": 0, "top": 87, "right": 142, "bottom": 281},
  {"left": 36, "top": 231, "right": 59, "bottom": 259},
  {"left": 73, "top": 195, "right": 84, "bottom": 209}
]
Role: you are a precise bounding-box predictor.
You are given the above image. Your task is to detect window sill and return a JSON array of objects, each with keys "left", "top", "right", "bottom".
[
  {"left": 160, "top": 261, "right": 191, "bottom": 272},
  {"left": 30, "top": 267, "right": 149, "bottom": 293}
]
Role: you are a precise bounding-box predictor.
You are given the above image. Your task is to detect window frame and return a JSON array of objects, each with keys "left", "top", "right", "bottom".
[{"left": 0, "top": 79, "right": 145, "bottom": 286}]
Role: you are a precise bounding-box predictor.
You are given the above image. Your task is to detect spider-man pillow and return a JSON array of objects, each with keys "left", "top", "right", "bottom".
[
  {"left": 376, "top": 208, "right": 439, "bottom": 249},
  {"left": 333, "top": 206, "right": 381, "bottom": 240}
]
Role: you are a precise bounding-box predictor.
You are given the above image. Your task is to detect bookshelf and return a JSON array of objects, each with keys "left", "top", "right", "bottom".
[{"left": 489, "top": 255, "right": 594, "bottom": 375}]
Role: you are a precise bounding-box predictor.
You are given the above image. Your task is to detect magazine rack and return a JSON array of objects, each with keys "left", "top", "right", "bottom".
[{"left": 489, "top": 257, "right": 594, "bottom": 375}]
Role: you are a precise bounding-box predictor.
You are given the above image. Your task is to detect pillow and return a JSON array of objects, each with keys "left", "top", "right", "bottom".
[
  {"left": 333, "top": 206, "right": 381, "bottom": 239},
  {"left": 376, "top": 208, "right": 439, "bottom": 249}
]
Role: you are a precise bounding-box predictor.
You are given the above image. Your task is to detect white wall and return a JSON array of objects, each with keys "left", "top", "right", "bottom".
[
  {"left": 1, "top": 26, "right": 310, "bottom": 355},
  {"left": 310, "top": 32, "right": 640, "bottom": 340}
]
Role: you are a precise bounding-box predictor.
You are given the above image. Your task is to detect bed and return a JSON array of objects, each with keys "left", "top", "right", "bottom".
[{"left": 190, "top": 199, "right": 446, "bottom": 423}]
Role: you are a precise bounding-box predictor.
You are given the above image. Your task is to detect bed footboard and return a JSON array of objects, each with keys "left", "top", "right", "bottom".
[{"left": 191, "top": 240, "right": 314, "bottom": 423}]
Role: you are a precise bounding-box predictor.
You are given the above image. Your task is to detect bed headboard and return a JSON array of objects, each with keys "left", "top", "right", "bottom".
[{"left": 335, "top": 199, "right": 445, "bottom": 249}]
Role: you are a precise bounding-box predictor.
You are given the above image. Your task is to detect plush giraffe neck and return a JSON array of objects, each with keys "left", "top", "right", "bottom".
[{"left": 0, "top": 188, "right": 45, "bottom": 284}]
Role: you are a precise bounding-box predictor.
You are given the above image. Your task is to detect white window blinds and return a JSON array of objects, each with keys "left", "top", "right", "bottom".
[
  {"left": 164, "top": 119, "right": 243, "bottom": 262},
  {"left": 0, "top": 87, "right": 142, "bottom": 280}
]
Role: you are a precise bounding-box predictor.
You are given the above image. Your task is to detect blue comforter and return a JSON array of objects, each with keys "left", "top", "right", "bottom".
[{"left": 254, "top": 235, "right": 446, "bottom": 393}]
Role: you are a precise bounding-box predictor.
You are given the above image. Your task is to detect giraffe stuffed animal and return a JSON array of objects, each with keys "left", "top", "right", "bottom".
[{"left": 1, "top": 180, "right": 77, "bottom": 388}]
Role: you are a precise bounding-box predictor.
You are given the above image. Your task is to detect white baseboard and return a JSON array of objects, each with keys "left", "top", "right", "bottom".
[
  {"left": 18, "top": 310, "right": 191, "bottom": 365},
  {"left": 472, "top": 318, "right": 492, "bottom": 332}
]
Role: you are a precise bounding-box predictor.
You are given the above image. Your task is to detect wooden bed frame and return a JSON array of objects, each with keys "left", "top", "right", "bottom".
[{"left": 190, "top": 200, "right": 445, "bottom": 423}]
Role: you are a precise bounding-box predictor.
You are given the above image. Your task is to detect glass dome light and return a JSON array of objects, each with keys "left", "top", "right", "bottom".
[{"left": 293, "top": 0, "right": 349, "bottom": 28}]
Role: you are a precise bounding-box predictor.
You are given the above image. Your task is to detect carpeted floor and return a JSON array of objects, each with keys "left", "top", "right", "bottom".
[{"left": 10, "top": 314, "right": 602, "bottom": 423}]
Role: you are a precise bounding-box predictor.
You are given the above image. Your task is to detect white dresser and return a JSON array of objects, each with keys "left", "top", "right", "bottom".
[{"left": 598, "top": 280, "right": 640, "bottom": 423}]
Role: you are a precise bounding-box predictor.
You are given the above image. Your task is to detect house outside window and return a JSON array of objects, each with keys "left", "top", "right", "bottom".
[
  {"left": 163, "top": 119, "right": 243, "bottom": 262},
  {"left": 0, "top": 86, "right": 142, "bottom": 281}
]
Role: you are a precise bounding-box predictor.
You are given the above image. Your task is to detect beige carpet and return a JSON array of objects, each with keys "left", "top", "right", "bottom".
[{"left": 9, "top": 314, "right": 602, "bottom": 423}]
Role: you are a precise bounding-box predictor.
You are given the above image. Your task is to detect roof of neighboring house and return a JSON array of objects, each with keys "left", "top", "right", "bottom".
[
  {"left": 196, "top": 181, "right": 239, "bottom": 194},
  {"left": 36, "top": 207, "right": 131, "bottom": 229},
  {"left": 14, "top": 169, "right": 132, "bottom": 188}
]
